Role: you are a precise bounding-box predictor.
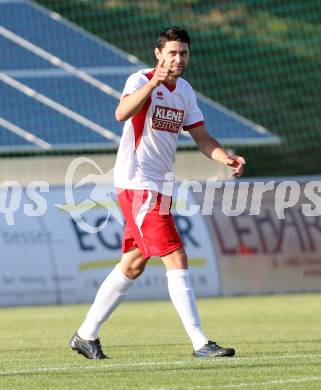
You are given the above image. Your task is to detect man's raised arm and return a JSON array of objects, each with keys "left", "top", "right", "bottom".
[{"left": 115, "top": 60, "right": 171, "bottom": 122}]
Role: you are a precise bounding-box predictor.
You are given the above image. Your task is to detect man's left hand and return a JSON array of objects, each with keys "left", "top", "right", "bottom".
[{"left": 226, "top": 155, "right": 246, "bottom": 177}]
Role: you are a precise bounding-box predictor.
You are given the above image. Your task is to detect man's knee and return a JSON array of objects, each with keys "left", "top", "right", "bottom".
[
  {"left": 161, "top": 248, "right": 188, "bottom": 270},
  {"left": 122, "top": 262, "right": 146, "bottom": 279},
  {"left": 120, "top": 249, "right": 147, "bottom": 279}
]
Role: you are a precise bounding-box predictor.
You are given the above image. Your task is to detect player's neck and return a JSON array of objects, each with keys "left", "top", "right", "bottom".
[{"left": 166, "top": 75, "right": 178, "bottom": 86}]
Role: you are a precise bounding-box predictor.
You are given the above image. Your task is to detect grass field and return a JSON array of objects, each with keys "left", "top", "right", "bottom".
[{"left": 0, "top": 294, "right": 320, "bottom": 390}]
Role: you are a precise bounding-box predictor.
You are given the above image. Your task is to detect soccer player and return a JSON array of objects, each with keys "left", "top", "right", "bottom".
[{"left": 70, "top": 27, "right": 245, "bottom": 359}]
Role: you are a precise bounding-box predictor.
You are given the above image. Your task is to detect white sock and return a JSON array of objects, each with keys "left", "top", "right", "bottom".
[
  {"left": 78, "top": 264, "right": 134, "bottom": 340},
  {"left": 166, "top": 269, "right": 208, "bottom": 351}
]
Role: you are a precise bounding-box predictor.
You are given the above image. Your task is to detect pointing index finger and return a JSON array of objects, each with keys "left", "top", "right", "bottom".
[{"left": 159, "top": 59, "right": 165, "bottom": 68}]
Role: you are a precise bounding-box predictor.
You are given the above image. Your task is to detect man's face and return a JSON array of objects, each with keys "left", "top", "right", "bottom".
[{"left": 155, "top": 40, "right": 189, "bottom": 78}]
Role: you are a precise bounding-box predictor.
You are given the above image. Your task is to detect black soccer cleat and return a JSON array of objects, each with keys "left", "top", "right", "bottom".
[
  {"left": 193, "top": 340, "right": 235, "bottom": 358},
  {"left": 70, "top": 332, "right": 108, "bottom": 359}
]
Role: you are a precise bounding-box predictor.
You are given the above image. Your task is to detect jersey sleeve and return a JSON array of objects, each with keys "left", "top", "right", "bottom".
[
  {"left": 183, "top": 87, "right": 204, "bottom": 131},
  {"left": 121, "top": 72, "right": 148, "bottom": 98}
]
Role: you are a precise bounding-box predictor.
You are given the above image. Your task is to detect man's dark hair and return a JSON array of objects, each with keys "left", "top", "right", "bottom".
[{"left": 156, "top": 27, "right": 190, "bottom": 50}]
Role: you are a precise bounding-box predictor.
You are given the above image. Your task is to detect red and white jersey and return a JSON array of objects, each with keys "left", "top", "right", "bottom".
[{"left": 114, "top": 68, "right": 204, "bottom": 194}]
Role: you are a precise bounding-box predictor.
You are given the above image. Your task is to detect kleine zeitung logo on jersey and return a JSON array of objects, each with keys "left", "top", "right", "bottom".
[{"left": 152, "top": 105, "right": 184, "bottom": 133}]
